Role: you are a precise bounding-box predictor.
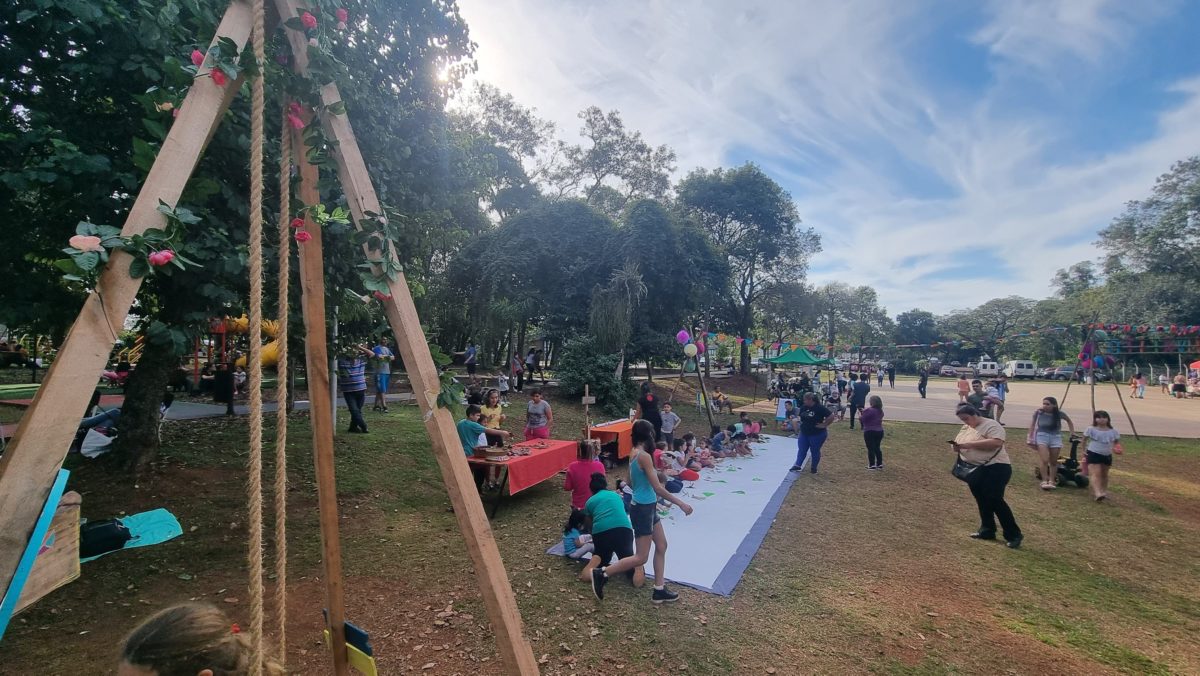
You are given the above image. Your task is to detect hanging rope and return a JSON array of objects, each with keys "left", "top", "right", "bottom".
[
  {"left": 272, "top": 100, "right": 292, "bottom": 666},
  {"left": 245, "top": 0, "right": 267, "bottom": 672}
]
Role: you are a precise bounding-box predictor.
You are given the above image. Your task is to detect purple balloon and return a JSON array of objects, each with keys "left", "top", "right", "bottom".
[{"left": 676, "top": 330, "right": 690, "bottom": 345}]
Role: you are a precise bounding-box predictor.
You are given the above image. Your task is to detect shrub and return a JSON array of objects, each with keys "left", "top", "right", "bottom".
[{"left": 555, "top": 336, "right": 635, "bottom": 417}]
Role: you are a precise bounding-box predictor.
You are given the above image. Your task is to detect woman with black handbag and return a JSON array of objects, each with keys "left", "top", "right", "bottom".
[{"left": 952, "top": 403, "right": 1023, "bottom": 549}]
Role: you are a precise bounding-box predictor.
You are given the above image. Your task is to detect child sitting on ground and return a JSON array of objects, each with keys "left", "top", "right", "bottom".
[
  {"left": 673, "top": 438, "right": 703, "bottom": 473},
  {"left": 743, "top": 417, "right": 764, "bottom": 440},
  {"left": 710, "top": 425, "right": 733, "bottom": 457},
  {"left": 687, "top": 432, "right": 716, "bottom": 468},
  {"left": 729, "top": 429, "right": 754, "bottom": 457},
  {"left": 120, "top": 602, "right": 286, "bottom": 675},
  {"left": 563, "top": 508, "right": 595, "bottom": 559},
  {"left": 615, "top": 477, "right": 634, "bottom": 510}
]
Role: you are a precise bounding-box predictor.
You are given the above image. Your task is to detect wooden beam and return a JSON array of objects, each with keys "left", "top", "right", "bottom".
[
  {"left": 272, "top": 2, "right": 538, "bottom": 672},
  {"left": 292, "top": 110, "right": 350, "bottom": 674},
  {"left": 0, "top": 0, "right": 255, "bottom": 597}
]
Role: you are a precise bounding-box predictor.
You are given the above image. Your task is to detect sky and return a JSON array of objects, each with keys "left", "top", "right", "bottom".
[{"left": 454, "top": 0, "right": 1200, "bottom": 316}]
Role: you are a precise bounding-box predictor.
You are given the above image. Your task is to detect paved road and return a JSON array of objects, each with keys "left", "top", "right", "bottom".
[{"left": 738, "top": 377, "right": 1198, "bottom": 438}]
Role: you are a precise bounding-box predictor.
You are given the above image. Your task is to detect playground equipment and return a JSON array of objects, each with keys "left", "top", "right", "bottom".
[{"left": 0, "top": 2, "right": 537, "bottom": 673}]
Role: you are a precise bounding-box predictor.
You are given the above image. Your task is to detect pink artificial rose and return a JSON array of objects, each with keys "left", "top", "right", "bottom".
[
  {"left": 289, "top": 217, "right": 305, "bottom": 229},
  {"left": 148, "top": 250, "right": 176, "bottom": 267},
  {"left": 69, "top": 235, "right": 104, "bottom": 252},
  {"left": 191, "top": 49, "right": 205, "bottom": 67},
  {"left": 336, "top": 8, "right": 348, "bottom": 23},
  {"left": 210, "top": 69, "right": 228, "bottom": 87},
  {"left": 301, "top": 11, "right": 317, "bottom": 29},
  {"left": 287, "top": 113, "right": 305, "bottom": 129},
  {"left": 308, "top": 37, "right": 319, "bottom": 47},
  {"left": 288, "top": 101, "right": 303, "bottom": 116},
  {"left": 336, "top": 21, "right": 346, "bottom": 31},
  {"left": 373, "top": 291, "right": 392, "bottom": 302},
  {"left": 294, "top": 230, "right": 313, "bottom": 243}
]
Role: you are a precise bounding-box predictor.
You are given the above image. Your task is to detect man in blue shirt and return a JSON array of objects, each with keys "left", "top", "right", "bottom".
[{"left": 337, "top": 344, "right": 375, "bottom": 433}]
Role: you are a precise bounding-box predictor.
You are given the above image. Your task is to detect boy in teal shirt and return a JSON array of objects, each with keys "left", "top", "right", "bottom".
[{"left": 457, "top": 404, "right": 510, "bottom": 456}]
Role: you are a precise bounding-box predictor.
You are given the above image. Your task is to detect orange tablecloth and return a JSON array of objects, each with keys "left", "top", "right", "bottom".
[
  {"left": 467, "top": 439, "right": 575, "bottom": 495},
  {"left": 588, "top": 420, "right": 633, "bottom": 459}
]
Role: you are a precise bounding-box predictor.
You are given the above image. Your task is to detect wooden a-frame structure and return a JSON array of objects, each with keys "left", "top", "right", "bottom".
[{"left": 0, "top": 1, "right": 539, "bottom": 672}]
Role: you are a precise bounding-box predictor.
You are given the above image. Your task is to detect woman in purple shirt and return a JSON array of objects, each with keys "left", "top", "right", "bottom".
[{"left": 860, "top": 395, "right": 885, "bottom": 470}]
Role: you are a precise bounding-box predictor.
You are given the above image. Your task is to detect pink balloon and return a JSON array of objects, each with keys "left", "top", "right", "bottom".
[
  {"left": 676, "top": 330, "right": 691, "bottom": 345},
  {"left": 696, "top": 342, "right": 706, "bottom": 354}
]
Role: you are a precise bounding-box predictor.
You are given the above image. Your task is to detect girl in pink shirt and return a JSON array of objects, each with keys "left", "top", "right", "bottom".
[{"left": 564, "top": 439, "right": 606, "bottom": 510}]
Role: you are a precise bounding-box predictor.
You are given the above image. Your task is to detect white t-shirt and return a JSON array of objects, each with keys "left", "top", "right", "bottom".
[{"left": 1084, "top": 426, "right": 1120, "bottom": 455}]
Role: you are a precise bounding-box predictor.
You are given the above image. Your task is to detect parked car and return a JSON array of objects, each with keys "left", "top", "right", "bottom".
[
  {"left": 1048, "top": 366, "right": 1077, "bottom": 380},
  {"left": 939, "top": 366, "right": 959, "bottom": 377},
  {"left": 1038, "top": 366, "right": 1058, "bottom": 379},
  {"left": 1046, "top": 365, "right": 1111, "bottom": 382},
  {"left": 950, "top": 361, "right": 962, "bottom": 367}
]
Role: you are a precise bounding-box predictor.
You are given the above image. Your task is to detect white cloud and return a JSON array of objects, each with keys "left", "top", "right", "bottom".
[
  {"left": 455, "top": 0, "right": 1197, "bottom": 316},
  {"left": 972, "top": 0, "right": 1173, "bottom": 74}
]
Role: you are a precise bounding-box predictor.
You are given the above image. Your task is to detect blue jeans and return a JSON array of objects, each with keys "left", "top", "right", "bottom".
[{"left": 795, "top": 429, "right": 827, "bottom": 472}]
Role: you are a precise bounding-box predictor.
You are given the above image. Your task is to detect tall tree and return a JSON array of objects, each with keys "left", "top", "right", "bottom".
[
  {"left": 676, "top": 163, "right": 820, "bottom": 373},
  {"left": 938, "top": 297, "right": 1035, "bottom": 360},
  {"left": 455, "top": 82, "right": 555, "bottom": 219},
  {"left": 893, "top": 309, "right": 939, "bottom": 346},
  {"left": 617, "top": 199, "right": 729, "bottom": 373},
  {"left": 757, "top": 281, "right": 816, "bottom": 346},
  {"left": 1095, "top": 157, "right": 1200, "bottom": 324},
  {"left": 549, "top": 107, "right": 676, "bottom": 212}
]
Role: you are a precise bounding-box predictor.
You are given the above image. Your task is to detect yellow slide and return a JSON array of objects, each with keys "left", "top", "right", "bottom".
[{"left": 225, "top": 316, "right": 282, "bottom": 368}]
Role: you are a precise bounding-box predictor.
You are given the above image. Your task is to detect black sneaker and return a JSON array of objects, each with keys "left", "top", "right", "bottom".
[
  {"left": 1006, "top": 536, "right": 1023, "bottom": 549},
  {"left": 969, "top": 530, "right": 996, "bottom": 540},
  {"left": 591, "top": 567, "right": 607, "bottom": 600},
  {"left": 651, "top": 587, "right": 679, "bottom": 604},
  {"left": 789, "top": 465, "right": 804, "bottom": 472}
]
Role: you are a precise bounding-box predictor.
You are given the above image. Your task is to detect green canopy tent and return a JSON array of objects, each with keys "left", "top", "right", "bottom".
[{"left": 764, "top": 348, "right": 835, "bottom": 366}]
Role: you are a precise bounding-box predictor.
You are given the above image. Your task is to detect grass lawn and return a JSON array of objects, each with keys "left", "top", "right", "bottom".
[{"left": 2, "top": 375, "right": 1198, "bottom": 674}]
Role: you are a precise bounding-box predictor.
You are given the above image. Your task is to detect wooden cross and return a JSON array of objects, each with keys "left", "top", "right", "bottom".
[{"left": 582, "top": 384, "right": 596, "bottom": 438}]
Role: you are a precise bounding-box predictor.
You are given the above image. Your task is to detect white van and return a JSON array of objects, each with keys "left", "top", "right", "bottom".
[
  {"left": 976, "top": 361, "right": 1000, "bottom": 377},
  {"left": 1004, "top": 360, "right": 1038, "bottom": 379}
]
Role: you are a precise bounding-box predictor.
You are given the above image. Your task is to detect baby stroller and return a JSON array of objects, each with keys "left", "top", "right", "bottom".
[{"left": 1035, "top": 435, "right": 1089, "bottom": 488}]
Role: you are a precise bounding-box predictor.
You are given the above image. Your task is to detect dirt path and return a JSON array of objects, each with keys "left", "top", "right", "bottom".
[{"left": 739, "top": 376, "right": 1199, "bottom": 437}]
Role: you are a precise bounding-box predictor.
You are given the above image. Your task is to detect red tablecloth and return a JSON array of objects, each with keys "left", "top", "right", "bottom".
[
  {"left": 467, "top": 438, "right": 576, "bottom": 495},
  {"left": 588, "top": 420, "right": 633, "bottom": 459}
]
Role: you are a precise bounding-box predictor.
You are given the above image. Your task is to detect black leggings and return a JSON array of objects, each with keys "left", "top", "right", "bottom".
[
  {"left": 848, "top": 402, "right": 860, "bottom": 428},
  {"left": 592, "top": 527, "right": 635, "bottom": 573},
  {"left": 967, "top": 464, "right": 1021, "bottom": 540},
  {"left": 864, "top": 430, "right": 884, "bottom": 466}
]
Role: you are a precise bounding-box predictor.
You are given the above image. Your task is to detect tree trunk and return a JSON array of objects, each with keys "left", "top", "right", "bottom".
[
  {"left": 739, "top": 303, "right": 753, "bottom": 374},
  {"left": 112, "top": 337, "right": 176, "bottom": 473},
  {"left": 516, "top": 319, "right": 527, "bottom": 362}
]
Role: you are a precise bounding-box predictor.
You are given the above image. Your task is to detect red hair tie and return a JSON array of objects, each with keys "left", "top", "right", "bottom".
[{"left": 231, "top": 623, "right": 241, "bottom": 634}]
